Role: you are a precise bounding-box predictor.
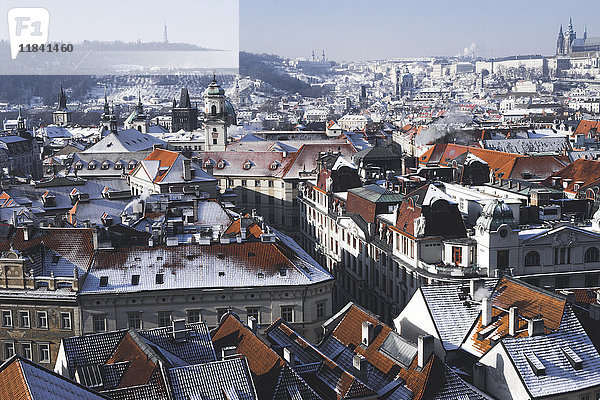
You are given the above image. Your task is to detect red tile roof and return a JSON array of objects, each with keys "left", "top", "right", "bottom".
[
  {"left": 142, "top": 148, "right": 180, "bottom": 183},
  {"left": 575, "top": 120, "right": 600, "bottom": 136},
  {"left": 106, "top": 332, "right": 157, "bottom": 389},
  {"left": 0, "top": 358, "right": 29, "bottom": 400},
  {"left": 211, "top": 315, "right": 284, "bottom": 400},
  {"left": 542, "top": 158, "right": 600, "bottom": 194}
]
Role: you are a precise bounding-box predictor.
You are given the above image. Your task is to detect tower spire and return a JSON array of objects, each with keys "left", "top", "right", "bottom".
[
  {"left": 163, "top": 21, "right": 168, "bottom": 43},
  {"left": 584, "top": 24, "right": 588, "bottom": 40}
]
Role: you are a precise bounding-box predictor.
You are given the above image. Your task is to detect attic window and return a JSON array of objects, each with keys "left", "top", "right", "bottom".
[
  {"left": 280, "top": 269, "right": 287, "bottom": 277},
  {"left": 101, "top": 161, "right": 110, "bottom": 170},
  {"left": 74, "top": 162, "right": 83, "bottom": 170},
  {"left": 99, "top": 276, "right": 109, "bottom": 287},
  {"left": 217, "top": 160, "right": 226, "bottom": 169},
  {"left": 131, "top": 275, "right": 140, "bottom": 286},
  {"left": 270, "top": 161, "right": 279, "bottom": 170},
  {"left": 243, "top": 161, "right": 252, "bottom": 170},
  {"left": 525, "top": 352, "right": 546, "bottom": 376},
  {"left": 52, "top": 255, "right": 60, "bottom": 264},
  {"left": 128, "top": 161, "right": 137, "bottom": 169},
  {"left": 134, "top": 257, "right": 141, "bottom": 262},
  {"left": 87, "top": 161, "right": 97, "bottom": 170},
  {"left": 157, "top": 256, "right": 163, "bottom": 261},
  {"left": 257, "top": 272, "right": 265, "bottom": 279},
  {"left": 156, "top": 273, "right": 164, "bottom": 284},
  {"left": 114, "top": 162, "right": 123, "bottom": 170},
  {"left": 75, "top": 365, "right": 103, "bottom": 388},
  {"left": 217, "top": 253, "right": 225, "bottom": 259}
]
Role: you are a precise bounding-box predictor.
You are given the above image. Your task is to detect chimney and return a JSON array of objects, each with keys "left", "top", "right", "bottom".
[
  {"left": 248, "top": 316, "right": 258, "bottom": 333},
  {"left": 183, "top": 159, "right": 192, "bottom": 181},
  {"left": 470, "top": 279, "right": 484, "bottom": 299},
  {"left": 92, "top": 229, "right": 98, "bottom": 250},
  {"left": 23, "top": 227, "right": 29, "bottom": 241},
  {"left": 221, "top": 346, "right": 237, "bottom": 359},
  {"left": 509, "top": 306, "right": 519, "bottom": 336},
  {"left": 205, "top": 163, "right": 214, "bottom": 177},
  {"left": 240, "top": 227, "right": 247, "bottom": 240},
  {"left": 528, "top": 318, "right": 544, "bottom": 336},
  {"left": 172, "top": 319, "right": 187, "bottom": 342},
  {"left": 418, "top": 334, "right": 434, "bottom": 368},
  {"left": 361, "top": 321, "right": 374, "bottom": 347},
  {"left": 473, "top": 362, "right": 486, "bottom": 391},
  {"left": 283, "top": 347, "right": 295, "bottom": 367},
  {"left": 352, "top": 354, "right": 367, "bottom": 381},
  {"left": 481, "top": 297, "right": 492, "bottom": 326}
]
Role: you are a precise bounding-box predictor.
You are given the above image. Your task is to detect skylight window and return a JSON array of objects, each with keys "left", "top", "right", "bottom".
[
  {"left": 525, "top": 352, "right": 546, "bottom": 376},
  {"left": 562, "top": 346, "right": 583, "bottom": 370}
]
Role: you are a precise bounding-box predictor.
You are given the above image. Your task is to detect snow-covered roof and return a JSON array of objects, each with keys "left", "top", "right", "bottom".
[{"left": 83, "top": 129, "right": 165, "bottom": 153}]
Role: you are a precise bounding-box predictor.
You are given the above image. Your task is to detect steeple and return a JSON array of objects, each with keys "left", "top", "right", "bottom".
[
  {"left": 103, "top": 87, "right": 110, "bottom": 115},
  {"left": 584, "top": 25, "right": 588, "bottom": 40},
  {"left": 322, "top": 49, "right": 325, "bottom": 62},
  {"left": 568, "top": 17, "right": 574, "bottom": 34},
  {"left": 57, "top": 83, "right": 68, "bottom": 111},
  {"left": 16, "top": 106, "right": 25, "bottom": 133},
  {"left": 179, "top": 88, "right": 192, "bottom": 109},
  {"left": 136, "top": 90, "right": 144, "bottom": 115},
  {"left": 163, "top": 21, "right": 168, "bottom": 43},
  {"left": 557, "top": 25, "right": 565, "bottom": 55}
]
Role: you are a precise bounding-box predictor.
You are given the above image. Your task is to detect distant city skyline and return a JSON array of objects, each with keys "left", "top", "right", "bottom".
[
  {"left": 0, "top": 0, "right": 238, "bottom": 51},
  {"left": 240, "top": 0, "right": 600, "bottom": 61}
]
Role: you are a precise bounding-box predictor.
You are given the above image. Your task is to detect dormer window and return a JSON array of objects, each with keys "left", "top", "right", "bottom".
[
  {"left": 128, "top": 161, "right": 137, "bottom": 169},
  {"left": 204, "top": 160, "right": 214, "bottom": 168},
  {"left": 269, "top": 161, "right": 279, "bottom": 170},
  {"left": 74, "top": 161, "right": 83, "bottom": 170},
  {"left": 87, "top": 161, "right": 97, "bottom": 170},
  {"left": 101, "top": 161, "right": 110, "bottom": 170},
  {"left": 114, "top": 161, "right": 124, "bottom": 170},
  {"left": 243, "top": 161, "right": 252, "bottom": 170},
  {"left": 217, "top": 160, "right": 226, "bottom": 169}
]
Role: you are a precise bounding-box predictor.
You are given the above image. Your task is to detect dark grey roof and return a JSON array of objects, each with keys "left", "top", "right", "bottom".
[
  {"left": 348, "top": 184, "right": 403, "bottom": 203},
  {"left": 168, "top": 358, "right": 257, "bottom": 400}
]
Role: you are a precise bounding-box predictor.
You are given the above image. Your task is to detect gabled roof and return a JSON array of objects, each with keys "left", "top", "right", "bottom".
[
  {"left": 501, "top": 304, "right": 600, "bottom": 398},
  {"left": 542, "top": 158, "right": 600, "bottom": 193},
  {"left": 83, "top": 129, "right": 165, "bottom": 153},
  {"left": 211, "top": 314, "right": 320, "bottom": 400},
  {"left": 575, "top": 120, "right": 600, "bottom": 136},
  {"left": 168, "top": 358, "right": 257, "bottom": 400},
  {"left": 320, "top": 303, "right": 484, "bottom": 400},
  {"left": 0, "top": 356, "right": 110, "bottom": 400},
  {"left": 137, "top": 149, "right": 216, "bottom": 184}
]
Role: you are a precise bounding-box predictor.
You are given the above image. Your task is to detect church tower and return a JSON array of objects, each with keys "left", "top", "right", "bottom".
[
  {"left": 99, "top": 88, "right": 117, "bottom": 134},
  {"left": 204, "top": 75, "right": 227, "bottom": 151},
  {"left": 124, "top": 91, "right": 149, "bottom": 133},
  {"left": 556, "top": 25, "right": 565, "bottom": 55},
  {"left": 564, "top": 17, "right": 577, "bottom": 55},
  {"left": 171, "top": 87, "right": 198, "bottom": 132},
  {"left": 16, "top": 107, "right": 29, "bottom": 138},
  {"left": 52, "top": 83, "right": 73, "bottom": 126}
]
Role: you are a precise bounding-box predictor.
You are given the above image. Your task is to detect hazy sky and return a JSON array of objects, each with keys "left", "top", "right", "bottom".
[
  {"left": 240, "top": 0, "right": 600, "bottom": 61},
  {"left": 0, "top": 0, "right": 239, "bottom": 50}
]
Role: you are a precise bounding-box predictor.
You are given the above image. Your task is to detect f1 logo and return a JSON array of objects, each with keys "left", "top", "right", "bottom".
[{"left": 7, "top": 8, "right": 49, "bottom": 59}]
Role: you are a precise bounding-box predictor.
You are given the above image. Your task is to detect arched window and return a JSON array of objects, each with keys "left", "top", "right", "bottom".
[
  {"left": 585, "top": 247, "right": 599, "bottom": 263},
  {"left": 524, "top": 251, "right": 540, "bottom": 267},
  {"left": 211, "top": 105, "right": 217, "bottom": 115}
]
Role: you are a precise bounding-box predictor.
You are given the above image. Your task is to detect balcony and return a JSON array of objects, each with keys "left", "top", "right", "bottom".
[{"left": 421, "top": 261, "right": 484, "bottom": 277}]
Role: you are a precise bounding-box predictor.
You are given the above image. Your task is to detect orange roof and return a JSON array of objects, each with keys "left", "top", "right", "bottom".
[
  {"left": 106, "top": 332, "right": 157, "bottom": 389},
  {"left": 465, "top": 277, "right": 567, "bottom": 357},
  {"left": 420, "top": 143, "right": 522, "bottom": 177},
  {"left": 223, "top": 218, "right": 264, "bottom": 239},
  {"left": 141, "top": 148, "right": 181, "bottom": 183},
  {"left": 212, "top": 315, "right": 284, "bottom": 400},
  {"left": 0, "top": 358, "right": 29, "bottom": 400},
  {"left": 575, "top": 120, "right": 600, "bottom": 136},
  {"left": 542, "top": 158, "right": 600, "bottom": 193},
  {"left": 329, "top": 304, "right": 450, "bottom": 400}
]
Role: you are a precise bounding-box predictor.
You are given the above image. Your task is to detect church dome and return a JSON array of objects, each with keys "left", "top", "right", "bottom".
[
  {"left": 224, "top": 100, "right": 237, "bottom": 124},
  {"left": 207, "top": 78, "right": 225, "bottom": 96},
  {"left": 476, "top": 200, "right": 518, "bottom": 232}
]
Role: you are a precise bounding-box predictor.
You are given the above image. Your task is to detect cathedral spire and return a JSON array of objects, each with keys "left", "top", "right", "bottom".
[
  {"left": 568, "top": 17, "right": 574, "bottom": 33},
  {"left": 584, "top": 25, "right": 588, "bottom": 40},
  {"left": 57, "top": 83, "right": 68, "bottom": 111}
]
